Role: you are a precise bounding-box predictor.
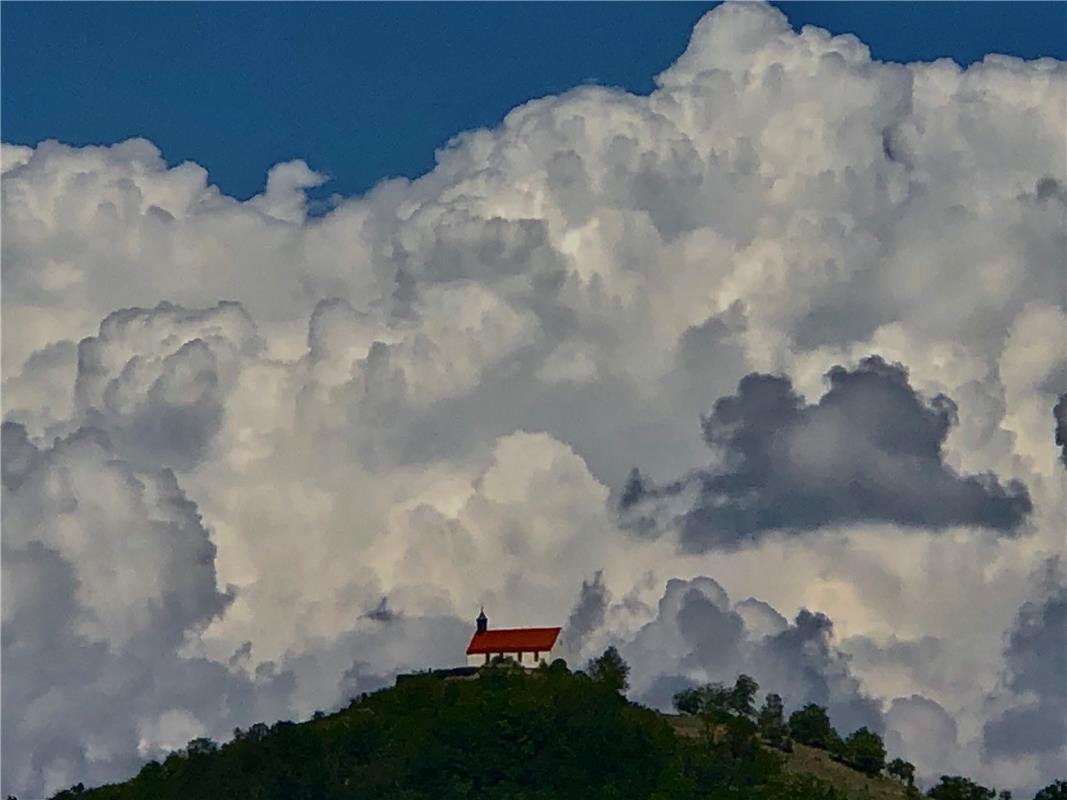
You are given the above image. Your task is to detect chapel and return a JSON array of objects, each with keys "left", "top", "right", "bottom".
[{"left": 465, "top": 609, "right": 561, "bottom": 668}]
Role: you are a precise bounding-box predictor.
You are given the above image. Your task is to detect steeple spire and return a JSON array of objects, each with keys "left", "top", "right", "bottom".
[{"left": 476, "top": 606, "right": 488, "bottom": 634}]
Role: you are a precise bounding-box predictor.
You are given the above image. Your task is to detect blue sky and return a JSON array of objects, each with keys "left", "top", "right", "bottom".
[{"left": 3, "top": 2, "right": 1064, "bottom": 200}]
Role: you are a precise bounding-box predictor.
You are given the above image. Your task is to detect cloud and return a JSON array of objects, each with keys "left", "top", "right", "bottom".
[
  {"left": 733, "top": 597, "right": 788, "bottom": 639},
  {"left": 983, "top": 558, "right": 1067, "bottom": 786},
  {"left": 74, "top": 301, "right": 262, "bottom": 470},
  {"left": 0, "top": 416, "right": 482, "bottom": 797},
  {"left": 612, "top": 576, "right": 884, "bottom": 737},
  {"left": 249, "top": 160, "right": 327, "bottom": 224},
  {"left": 561, "top": 570, "right": 610, "bottom": 659},
  {"left": 884, "top": 695, "right": 959, "bottom": 783},
  {"left": 0, "top": 422, "right": 290, "bottom": 798},
  {"left": 624, "top": 356, "right": 1032, "bottom": 551},
  {"left": 2, "top": 1, "right": 1065, "bottom": 794}
]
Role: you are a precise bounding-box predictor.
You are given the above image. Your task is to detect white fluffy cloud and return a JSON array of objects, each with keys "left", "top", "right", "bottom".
[{"left": 3, "top": 3, "right": 1065, "bottom": 796}]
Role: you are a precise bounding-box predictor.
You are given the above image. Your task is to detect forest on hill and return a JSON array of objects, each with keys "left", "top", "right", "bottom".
[{"left": 47, "top": 650, "right": 1065, "bottom": 800}]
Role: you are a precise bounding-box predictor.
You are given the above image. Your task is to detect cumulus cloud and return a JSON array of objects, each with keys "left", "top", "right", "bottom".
[
  {"left": 561, "top": 571, "right": 610, "bottom": 659},
  {"left": 884, "top": 695, "right": 960, "bottom": 782},
  {"left": 2, "top": 2, "right": 1065, "bottom": 795},
  {"left": 605, "top": 576, "right": 884, "bottom": 737},
  {"left": 982, "top": 558, "right": 1067, "bottom": 789},
  {"left": 74, "top": 301, "right": 262, "bottom": 470},
  {"left": 0, "top": 415, "right": 476, "bottom": 798},
  {"left": 249, "top": 160, "right": 327, "bottom": 224},
  {"left": 623, "top": 356, "right": 1032, "bottom": 551},
  {"left": 0, "top": 422, "right": 286, "bottom": 798}
]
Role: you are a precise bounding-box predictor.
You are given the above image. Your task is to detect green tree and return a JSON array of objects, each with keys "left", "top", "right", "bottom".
[
  {"left": 1034, "top": 782, "right": 1067, "bottom": 800},
  {"left": 673, "top": 678, "right": 758, "bottom": 724},
  {"left": 544, "top": 657, "right": 570, "bottom": 676},
  {"left": 788, "top": 704, "right": 839, "bottom": 750},
  {"left": 757, "top": 693, "right": 790, "bottom": 751},
  {"left": 926, "top": 775, "right": 998, "bottom": 800},
  {"left": 843, "top": 727, "right": 885, "bottom": 776},
  {"left": 673, "top": 686, "right": 704, "bottom": 715},
  {"left": 729, "top": 674, "right": 760, "bottom": 719},
  {"left": 888, "top": 757, "right": 916, "bottom": 788},
  {"left": 587, "top": 646, "right": 630, "bottom": 694},
  {"left": 696, "top": 683, "right": 734, "bottom": 721},
  {"left": 184, "top": 737, "right": 217, "bottom": 758}
]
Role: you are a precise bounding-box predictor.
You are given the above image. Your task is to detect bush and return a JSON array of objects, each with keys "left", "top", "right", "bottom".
[
  {"left": 586, "top": 646, "right": 630, "bottom": 694},
  {"left": 674, "top": 686, "right": 704, "bottom": 715},
  {"left": 926, "top": 775, "right": 997, "bottom": 800},
  {"left": 730, "top": 675, "right": 759, "bottom": 719},
  {"left": 1035, "top": 782, "right": 1067, "bottom": 800},
  {"left": 842, "top": 727, "right": 885, "bottom": 776},
  {"left": 673, "top": 676, "right": 761, "bottom": 725},
  {"left": 757, "top": 693, "right": 790, "bottom": 751},
  {"left": 887, "top": 757, "right": 916, "bottom": 788},
  {"left": 787, "top": 704, "right": 840, "bottom": 751}
]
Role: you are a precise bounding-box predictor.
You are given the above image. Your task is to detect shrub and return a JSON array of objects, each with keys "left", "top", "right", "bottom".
[
  {"left": 843, "top": 727, "right": 885, "bottom": 776},
  {"left": 787, "top": 704, "right": 840, "bottom": 751}
]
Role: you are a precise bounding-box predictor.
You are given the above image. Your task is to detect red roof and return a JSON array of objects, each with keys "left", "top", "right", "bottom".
[{"left": 466, "top": 627, "right": 561, "bottom": 655}]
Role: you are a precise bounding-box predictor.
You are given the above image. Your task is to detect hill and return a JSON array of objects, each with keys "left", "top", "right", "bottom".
[
  {"left": 49, "top": 657, "right": 1062, "bottom": 800},
  {"left": 48, "top": 660, "right": 909, "bottom": 800}
]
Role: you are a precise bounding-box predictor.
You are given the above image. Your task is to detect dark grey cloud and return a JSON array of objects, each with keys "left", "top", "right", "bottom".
[
  {"left": 1055, "top": 393, "right": 1067, "bottom": 467},
  {"left": 1035, "top": 176, "right": 1067, "bottom": 205},
  {"left": 983, "top": 558, "right": 1066, "bottom": 766},
  {"left": 623, "top": 356, "right": 1031, "bottom": 551},
  {"left": 677, "top": 590, "right": 746, "bottom": 673},
  {"left": 561, "top": 570, "right": 610, "bottom": 658},
  {"left": 757, "top": 610, "right": 884, "bottom": 736},
  {"left": 1, "top": 420, "right": 41, "bottom": 490}
]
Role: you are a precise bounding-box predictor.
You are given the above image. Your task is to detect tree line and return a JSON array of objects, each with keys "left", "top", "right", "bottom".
[{"left": 670, "top": 669, "right": 1065, "bottom": 800}]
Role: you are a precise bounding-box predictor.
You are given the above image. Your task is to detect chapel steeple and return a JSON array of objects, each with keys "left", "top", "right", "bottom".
[{"left": 476, "top": 607, "right": 488, "bottom": 634}]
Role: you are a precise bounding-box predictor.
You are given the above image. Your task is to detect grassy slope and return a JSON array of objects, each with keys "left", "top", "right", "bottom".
[
  {"left": 780, "top": 743, "right": 909, "bottom": 800},
  {"left": 664, "top": 714, "right": 910, "bottom": 800}
]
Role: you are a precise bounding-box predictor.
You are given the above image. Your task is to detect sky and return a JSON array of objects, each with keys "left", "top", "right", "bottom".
[
  {"left": 2, "top": 3, "right": 1066, "bottom": 798},
  {"left": 3, "top": 2, "right": 1065, "bottom": 199}
]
